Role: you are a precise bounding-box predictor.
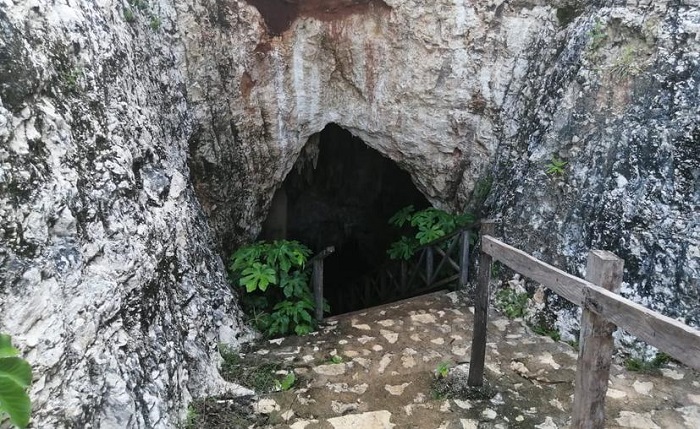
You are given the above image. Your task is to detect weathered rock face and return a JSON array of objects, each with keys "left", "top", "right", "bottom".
[
  {"left": 1, "top": 0, "right": 698, "bottom": 426},
  {"left": 187, "top": 0, "right": 698, "bottom": 340},
  {"left": 485, "top": 1, "right": 700, "bottom": 341},
  {"left": 0, "top": 1, "right": 251, "bottom": 427}
]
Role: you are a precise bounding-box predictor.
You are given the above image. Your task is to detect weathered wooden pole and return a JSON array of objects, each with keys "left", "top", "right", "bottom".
[
  {"left": 468, "top": 220, "right": 496, "bottom": 386},
  {"left": 309, "top": 246, "right": 334, "bottom": 322},
  {"left": 313, "top": 259, "right": 324, "bottom": 321},
  {"left": 571, "top": 250, "right": 624, "bottom": 428},
  {"left": 459, "top": 230, "right": 470, "bottom": 290}
]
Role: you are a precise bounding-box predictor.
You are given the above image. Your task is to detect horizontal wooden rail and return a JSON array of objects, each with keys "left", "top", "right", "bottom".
[
  {"left": 482, "top": 235, "right": 700, "bottom": 371},
  {"left": 309, "top": 246, "right": 335, "bottom": 264}
]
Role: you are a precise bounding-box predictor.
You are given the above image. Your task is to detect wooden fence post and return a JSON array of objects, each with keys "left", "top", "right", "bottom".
[
  {"left": 571, "top": 250, "right": 624, "bottom": 428},
  {"left": 313, "top": 259, "right": 324, "bottom": 322},
  {"left": 459, "top": 230, "right": 470, "bottom": 290},
  {"left": 468, "top": 220, "right": 496, "bottom": 386}
]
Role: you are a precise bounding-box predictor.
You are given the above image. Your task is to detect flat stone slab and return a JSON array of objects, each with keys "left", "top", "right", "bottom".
[{"left": 327, "top": 410, "right": 394, "bottom": 428}]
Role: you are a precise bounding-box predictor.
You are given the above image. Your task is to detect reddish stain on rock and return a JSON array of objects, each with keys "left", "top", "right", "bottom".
[
  {"left": 254, "top": 41, "right": 273, "bottom": 54},
  {"left": 240, "top": 71, "right": 255, "bottom": 99},
  {"left": 245, "top": 0, "right": 391, "bottom": 35}
]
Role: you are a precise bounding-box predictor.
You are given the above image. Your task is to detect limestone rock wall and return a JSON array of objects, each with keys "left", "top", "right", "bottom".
[
  {"left": 488, "top": 1, "right": 700, "bottom": 341},
  {"left": 188, "top": 0, "right": 698, "bottom": 341},
  {"left": 0, "top": 1, "right": 250, "bottom": 427},
  {"left": 187, "top": 0, "right": 561, "bottom": 250}
]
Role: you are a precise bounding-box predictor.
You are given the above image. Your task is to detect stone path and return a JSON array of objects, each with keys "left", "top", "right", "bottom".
[{"left": 240, "top": 291, "right": 700, "bottom": 428}]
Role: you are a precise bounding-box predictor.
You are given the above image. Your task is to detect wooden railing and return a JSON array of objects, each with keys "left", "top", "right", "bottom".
[
  {"left": 468, "top": 221, "right": 700, "bottom": 428},
  {"left": 346, "top": 226, "right": 476, "bottom": 312},
  {"left": 311, "top": 225, "right": 478, "bottom": 319}
]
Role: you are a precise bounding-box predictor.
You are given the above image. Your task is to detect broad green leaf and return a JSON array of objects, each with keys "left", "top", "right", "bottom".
[
  {"left": 239, "top": 263, "right": 276, "bottom": 292},
  {"left": 273, "top": 300, "right": 294, "bottom": 311},
  {"left": 229, "top": 243, "right": 268, "bottom": 273},
  {"left": 299, "top": 310, "right": 313, "bottom": 323},
  {"left": 387, "top": 236, "right": 417, "bottom": 260},
  {"left": 281, "top": 272, "right": 309, "bottom": 299},
  {"left": 277, "top": 372, "right": 296, "bottom": 391},
  {"left": 297, "top": 299, "right": 314, "bottom": 311},
  {"left": 388, "top": 205, "right": 415, "bottom": 227},
  {"left": 0, "top": 371, "right": 32, "bottom": 428},
  {"left": 455, "top": 212, "right": 475, "bottom": 226},
  {"left": 265, "top": 240, "right": 311, "bottom": 272},
  {"left": 0, "top": 352, "right": 32, "bottom": 428},
  {"left": 0, "top": 335, "right": 19, "bottom": 358},
  {"left": 267, "top": 241, "right": 289, "bottom": 270},
  {"left": 294, "top": 324, "right": 312, "bottom": 336},
  {"left": 0, "top": 358, "right": 32, "bottom": 388},
  {"left": 416, "top": 224, "right": 445, "bottom": 244},
  {"left": 410, "top": 208, "right": 439, "bottom": 229}
]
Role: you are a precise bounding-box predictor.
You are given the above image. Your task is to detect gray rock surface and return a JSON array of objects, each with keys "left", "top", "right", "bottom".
[
  {"left": 0, "top": 1, "right": 251, "bottom": 427},
  {"left": 1, "top": 0, "right": 698, "bottom": 426},
  {"left": 187, "top": 0, "right": 698, "bottom": 337},
  {"left": 487, "top": 2, "right": 700, "bottom": 341}
]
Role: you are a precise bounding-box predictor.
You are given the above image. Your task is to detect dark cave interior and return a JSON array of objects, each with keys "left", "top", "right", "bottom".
[{"left": 260, "top": 123, "right": 429, "bottom": 315}]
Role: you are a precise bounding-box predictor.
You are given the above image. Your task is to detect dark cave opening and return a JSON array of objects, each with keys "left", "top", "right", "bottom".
[{"left": 260, "top": 124, "right": 430, "bottom": 316}]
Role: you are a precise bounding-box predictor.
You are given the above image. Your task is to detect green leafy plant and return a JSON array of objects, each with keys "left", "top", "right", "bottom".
[
  {"left": 495, "top": 288, "right": 529, "bottom": 319},
  {"left": 611, "top": 45, "right": 641, "bottom": 79},
  {"left": 625, "top": 352, "right": 670, "bottom": 373},
  {"left": 387, "top": 206, "right": 475, "bottom": 260},
  {"left": 387, "top": 236, "right": 417, "bottom": 261},
  {"left": 328, "top": 355, "right": 343, "bottom": 364},
  {"left": 0, "top": 334, "right": 32, "bottom": 428},
  {"left": 276, "top": 372, "right": 296, "bottom": 391},
  {"left": 61, "top": 67, "right": 82, "bottom": 93},
  {"left": 149, "top": 16, "right": 161, "bottom": 31},
  {"left": 567, "top": 339, "right": 580, "bottom": 351},
  {"left": 240, "top": 262, "right": 277, "bottom": 293},
  {"left": 588, "top": 19, "right": 607, "bottom": 51},
  {"left": 123, "top": 7, "right": 135, "bottom": 22},
  {"left": 229, "top": 240, "right": 324, "bottom": 337},
  {"left": 531, "top": 324, "right": 561, "bottom": 342},
  {"left": 491, "top": 261, "right": 502, "bottom": 278},
  {"left": 472, "top": 175, "right": 493, "bottom": 206},
  {"left": 129, "top": 0, "right": 149, "bottom": 10},
  {"left": 545, "top": 157, "right": 568, "bottom": 176},
  {"left": 435, "top": 361, "right": 451, "bottom": 379},
  {"left": 179, "top": 406, "right": 198, "bottom": 429},
  {"left": 267, "top": 298, "right": 315, "bottom": 336}
]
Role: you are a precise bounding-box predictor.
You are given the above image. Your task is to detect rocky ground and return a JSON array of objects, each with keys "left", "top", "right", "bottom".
[{"left": 192, "top": 290, "right": 700, "bottom": 428}]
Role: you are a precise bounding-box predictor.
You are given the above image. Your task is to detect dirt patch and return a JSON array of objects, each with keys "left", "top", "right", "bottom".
[{"left": 244, "top": 0, "right": 391, "bottom": 35}]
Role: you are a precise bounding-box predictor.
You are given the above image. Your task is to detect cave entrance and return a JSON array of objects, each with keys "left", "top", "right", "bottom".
[{"left": 260, "top": 124, "right": 430, "bottom": 316}]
